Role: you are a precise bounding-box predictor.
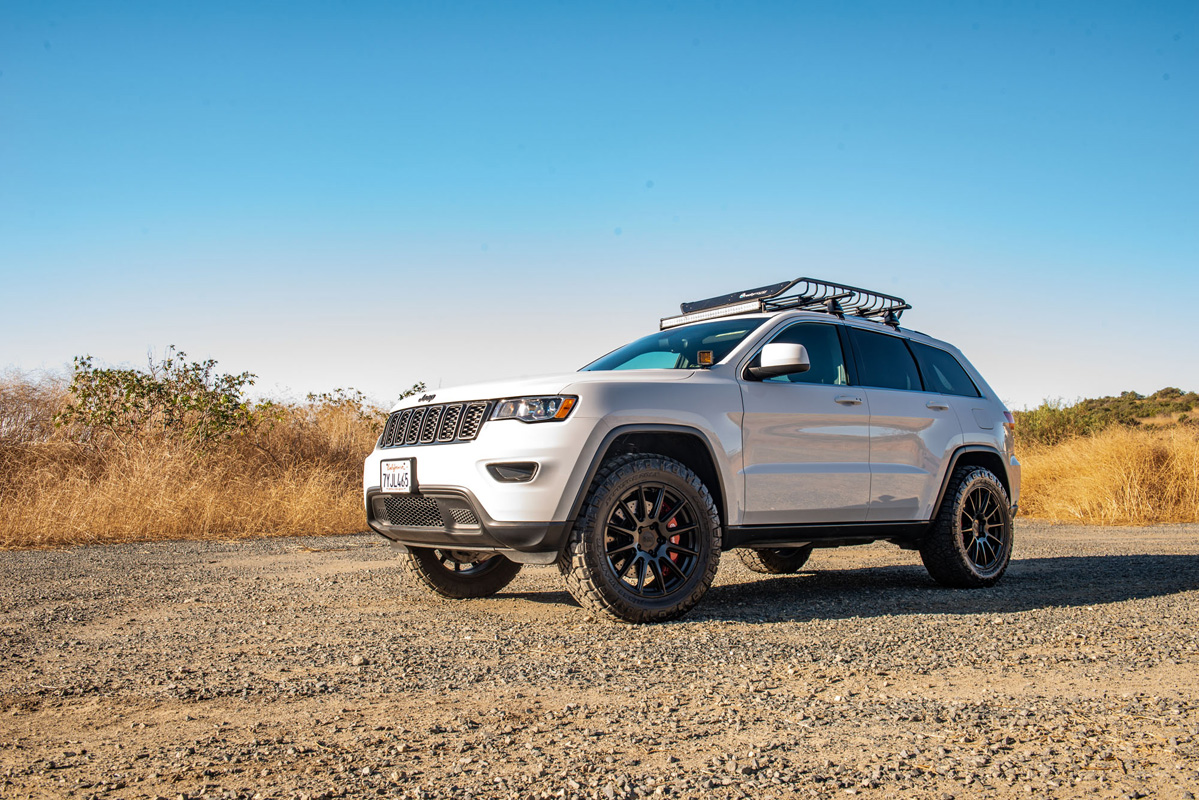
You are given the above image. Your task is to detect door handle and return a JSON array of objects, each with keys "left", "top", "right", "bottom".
[
  {"left": 834, "top": 395, "right": 863, "bottom": 406},
  {"left": 926, "top": 400, "right": 950, "bottom": 410}
]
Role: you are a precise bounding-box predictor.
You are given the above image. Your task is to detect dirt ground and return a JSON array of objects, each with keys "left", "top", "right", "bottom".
[{"left": 1, "top": 521, "right": 1197, "bottom": 800}]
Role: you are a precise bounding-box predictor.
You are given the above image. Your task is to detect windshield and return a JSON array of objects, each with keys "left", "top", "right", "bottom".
[{"left": 582, "top": 317, "right": 767, "bottom": 371}]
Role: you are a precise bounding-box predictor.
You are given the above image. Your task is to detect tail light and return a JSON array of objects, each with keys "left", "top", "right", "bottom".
[{"left": 1003, "top": 411, "right": 1015, "bottom": 431}]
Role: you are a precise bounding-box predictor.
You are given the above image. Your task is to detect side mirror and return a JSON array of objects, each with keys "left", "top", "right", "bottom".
[{"left": 747, "top": 342, "right": 811, "bottom": 380}]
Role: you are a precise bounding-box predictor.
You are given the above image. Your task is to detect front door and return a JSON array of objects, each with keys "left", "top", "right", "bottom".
[{"left": 740, "top": 322, "right": 871, "bottom": 524}]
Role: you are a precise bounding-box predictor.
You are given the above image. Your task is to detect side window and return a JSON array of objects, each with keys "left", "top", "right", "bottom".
[
  {"left": 762, "top": 323, "right": 847, "bottom": 385},
  {"left": 848, "top": 328, "right": 922, "bottom": 391},
  {"left": 911, "top": 342, "right": 980, "bottom": 397}
]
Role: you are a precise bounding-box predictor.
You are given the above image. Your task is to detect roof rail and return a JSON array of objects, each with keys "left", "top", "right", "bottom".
[{"left": 660, "top": 277, "right": 911, "bottom": 330}]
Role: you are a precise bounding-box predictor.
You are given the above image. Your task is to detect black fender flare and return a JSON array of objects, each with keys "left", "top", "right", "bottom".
[
  {"left": 930, "top": 445, "right": 1011, "bottom": 516},
  {"left": 561, "top": 423, "right": 730, "bottom": 529}
]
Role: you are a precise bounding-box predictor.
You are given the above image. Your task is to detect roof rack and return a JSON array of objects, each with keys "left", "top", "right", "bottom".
[{"left": 660, "top": 277, "right": 911, "bottom": 330}]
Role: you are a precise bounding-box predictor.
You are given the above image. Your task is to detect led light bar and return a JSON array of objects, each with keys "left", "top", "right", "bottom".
[{"left": 660, "top": 300, "right": 763, "bottom": 329}]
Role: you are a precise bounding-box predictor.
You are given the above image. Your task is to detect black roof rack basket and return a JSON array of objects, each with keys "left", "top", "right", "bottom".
[{"left": 661, "top": 277, "right": 911, "bottom": 330}]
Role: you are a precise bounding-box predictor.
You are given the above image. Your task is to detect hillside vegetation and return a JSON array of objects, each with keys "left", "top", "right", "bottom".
[
  {"left": 2, "top": 353, "right": 1196, "bottom": 548},
  {"left": 1014, "top": 389, "right": 1199, "bottom": 524}
]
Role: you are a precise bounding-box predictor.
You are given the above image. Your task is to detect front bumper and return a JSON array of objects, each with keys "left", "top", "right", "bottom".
[{"left": 364, "top": 486, "right": 571, "bottom": 560}]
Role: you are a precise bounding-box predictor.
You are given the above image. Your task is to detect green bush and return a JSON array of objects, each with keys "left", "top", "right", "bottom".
[
  {"left": 1015, "top": 388, "right": 1198, "bottom": 448},
  {"left": 55, "top": 347, "right": 258, "bottom": 449}
]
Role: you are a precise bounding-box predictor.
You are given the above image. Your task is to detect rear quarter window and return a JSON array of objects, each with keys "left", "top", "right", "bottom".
[{"left": 910, "top": 341, "right": 981, "bottom": 397}]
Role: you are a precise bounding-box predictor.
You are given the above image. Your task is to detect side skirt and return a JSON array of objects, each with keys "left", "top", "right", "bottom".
[{"left": 724, "top": 521, "right": 931, "bottom": 551}]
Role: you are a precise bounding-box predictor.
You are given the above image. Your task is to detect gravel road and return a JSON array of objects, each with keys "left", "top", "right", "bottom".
[{"left": 2, "top": 521, "right": 1198, "bottom": 800}]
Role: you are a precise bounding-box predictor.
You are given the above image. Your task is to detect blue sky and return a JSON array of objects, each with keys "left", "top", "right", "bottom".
[{"left": 2, "top": 0, "right": 1195, "bottom": 409}]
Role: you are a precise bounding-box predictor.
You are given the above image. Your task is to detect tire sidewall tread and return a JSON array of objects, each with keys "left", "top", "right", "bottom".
[
  {"left": 920, "top": 465, "right": 1014, "bottom": 588},
  {"left": 559, "top": 453, "right": 721, "bottom": 623}
]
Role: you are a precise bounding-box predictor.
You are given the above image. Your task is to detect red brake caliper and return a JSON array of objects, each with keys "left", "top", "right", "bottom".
[{"left": 666, "top": 516, "right": 681, "bottom": 565}]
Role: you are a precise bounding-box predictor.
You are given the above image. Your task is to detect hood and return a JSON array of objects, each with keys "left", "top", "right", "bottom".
[{"left": 390, "top": 370, "right": 695, "bottom": 411}]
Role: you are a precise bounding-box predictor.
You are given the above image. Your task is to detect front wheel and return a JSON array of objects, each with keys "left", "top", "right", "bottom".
[
  {"left": 559, "top": 454, "right": 721, "bottom": 623},
  {"left": 400, "top": 548, "right": 522, "bottom": 598},
  {"left": 920, "top": 466, "right": 1014, "bottom": 588}
]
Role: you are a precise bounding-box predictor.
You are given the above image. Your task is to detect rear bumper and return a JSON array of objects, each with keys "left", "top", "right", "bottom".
[{"left": 364, "top": 486, "right": 571, "bottom": 558}]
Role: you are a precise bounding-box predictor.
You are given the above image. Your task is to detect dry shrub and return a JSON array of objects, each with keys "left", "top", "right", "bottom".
[
  {"left": 0, "top": 373, "right": 385, "bottom": 549},
  {"left": 1019, "top": 426, "right": 1199, "bottom": 524}
]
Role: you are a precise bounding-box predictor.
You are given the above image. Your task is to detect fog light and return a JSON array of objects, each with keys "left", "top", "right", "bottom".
[{"left": 487, "top": 462, "right": 539, "bottom": 483}]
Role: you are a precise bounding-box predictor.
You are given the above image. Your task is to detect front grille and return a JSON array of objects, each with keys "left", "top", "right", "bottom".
[
  {"left": 383, "top": 496, "right": 443, "bottom": 527},
  {"left": 379, "top": 401, "right": 491, "bottom": 448}
]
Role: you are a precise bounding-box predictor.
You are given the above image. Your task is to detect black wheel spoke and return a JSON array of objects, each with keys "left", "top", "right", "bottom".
[
  {"left": 648, "top": 559, "right": 666, "bottom": 594},
  {"left": 649, "top": 485, "right": 666, "bottom": 522},
  {"left": 661, "top": 496, "right": 690, "bottom": 524},
  {"left": 616, "top": 554, "right": 636, "bottom": 580},
  {"left": 607, "top": 541, "right": 636, "bottom": 557},
  {"left": 666, "top": 543, "right": 698, "bottom": 557},
  {"left": 635, "top": 560, "right": 647, "bottom": 592},
  {"left": 608, "top": 513, "right": 637, "bottom": 533}
]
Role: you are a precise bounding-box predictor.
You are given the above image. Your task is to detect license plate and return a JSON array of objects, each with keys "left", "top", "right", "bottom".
[{"left": 380, "top": 459, "right": 414, "bottom": 493}]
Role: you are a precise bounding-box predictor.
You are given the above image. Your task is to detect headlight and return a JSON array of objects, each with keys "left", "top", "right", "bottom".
[{"left": 490, "top": 395, "right": 577, "bottom": 423}]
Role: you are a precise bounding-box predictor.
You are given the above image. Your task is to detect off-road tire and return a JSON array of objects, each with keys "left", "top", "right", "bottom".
[
  {"left": 920, "top": 466, "right": 1014, "bottom": 588},
  {"left": 559, "top": 453, "right": 721, "bottom": 623},
  {"left": 400, "top": 547, "right": 522, "bottom": 599},
  {"left": 737, "top": 546, "right": 813, "bottom": 575}
]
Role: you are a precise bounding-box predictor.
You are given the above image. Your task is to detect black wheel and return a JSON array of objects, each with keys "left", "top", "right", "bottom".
[
  {"left": 920, "top": 466, "right": 1014, "bottom": 588},
  {"left": 559, "top": 454, "right": 721, "bottom": 623},
  {"left": 400, "top": 547, "right": 522, "bottom": 599},
  {"left": 737, "top": 546, "right": 813, "bottom": 575}
]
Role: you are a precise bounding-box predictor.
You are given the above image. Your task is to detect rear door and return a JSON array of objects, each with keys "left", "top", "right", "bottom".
[
  {"left": 740, "top": 321, "right": 871, "bottom": 524},
  {"left": 845, "top": 326, "right": 963, "bottom": 522},
  {"left": 908, "top": 340, "right": 995, "bottom": 437}
]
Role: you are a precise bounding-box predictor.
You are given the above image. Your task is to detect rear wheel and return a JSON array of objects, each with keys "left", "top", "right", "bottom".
[
  {"left": 559, "top": 454, "right": 721, "bottom": 623},
  {"left": 400, "top": 547, "right": 522, "bottom": 598},
  {"left": 920, "top": 466, "right": 1014, "bottom": 588},
  {"left": 738, "top": 545, "right": 812, "bottom": 574}
]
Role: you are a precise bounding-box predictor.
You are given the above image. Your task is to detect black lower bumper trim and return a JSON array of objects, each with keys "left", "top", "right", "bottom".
[{"left": 365, "top": 486, "right": 570, "bottom": 555}]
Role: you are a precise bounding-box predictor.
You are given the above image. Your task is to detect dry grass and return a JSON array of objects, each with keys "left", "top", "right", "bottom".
[
  {"left": 1019, "top": 425, "right": 1199, "bottom": 525},
  {"left": 0, "top": 372, "right": 381, "bottom": 549},
  {"left": 5, "top": 368, "right": 1199, "bottom": 546}
]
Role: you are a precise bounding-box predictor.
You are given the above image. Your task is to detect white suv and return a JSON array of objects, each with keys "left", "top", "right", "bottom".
[{"left": 363, "top": 278, "right": 1020, "bottom": 623}]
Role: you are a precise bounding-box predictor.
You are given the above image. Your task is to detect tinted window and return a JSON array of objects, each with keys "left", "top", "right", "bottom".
[
  {"left": 848, "top": 328, "right": 922, "bottom": 391},
  {"left": 761, "top": 323, "right": 847, "bottom": 385},
  {"left": 582, "top": 317, "right": 767, "bottom": 371},
  {"left": 911, "top": 342, "right": 980, "bottom": 397}
]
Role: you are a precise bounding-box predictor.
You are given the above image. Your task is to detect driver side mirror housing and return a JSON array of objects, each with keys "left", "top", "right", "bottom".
[{"left": 746, "top": 342, "right": 811, "bottom": 381}]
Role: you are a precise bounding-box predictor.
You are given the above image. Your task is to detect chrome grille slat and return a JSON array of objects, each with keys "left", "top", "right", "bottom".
[
  {"left": 438, "top": 404, "right": 463, "bottom": 442},
  {"left": 420, "top": 406, "right": 443, "bottom": 443},
  {"left": 459, "top": 402, "right": 487, "bottom": 440},
  {"left": 380, "top": 412, "right": 401, "bottom": 448},
  {"left": 378, "top": 401, "right": 490, "bottom": 448},
  {"left": 405, "top": 407, "right": 426, "bottom": 445}
]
